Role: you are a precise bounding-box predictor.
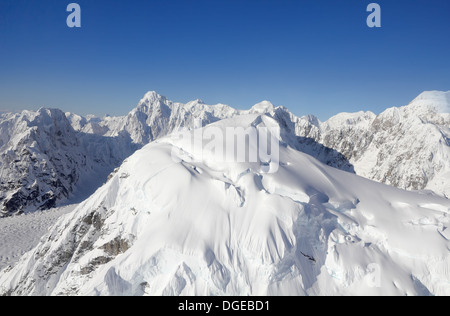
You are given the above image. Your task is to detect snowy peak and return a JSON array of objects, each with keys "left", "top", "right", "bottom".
[
  {"left": 324, "top": 111, "right": 376, "bottom": 131},
  {"left": 249, "top": 100, "right": 275, "bottom": 114},
  {"left": 294, "top": 90, "right": 450, "bottom": 196},
  {"left": 65, "top": 112, "right": 88, "bottom": 131},
  {"left": 133, "top": 92, "right": 171, "bottom": 118},
  {"left": 185, "top": 99, "right": 205, "bottom": 107},
  {"left": 138, "top": 91, "right": 167, "bottom": 106},
  {"left": 302, "top": 114, "right": 321, "bottom": 127},
  {"left": 31, "top": 108, "right": 75, "bottom": 138},
  {"left": 109, "top": 92, "right": 241, "bottom": 145},
  {"left": 69, "top": 91, "right": 279, "bottom": 146},
  {"left": 412, "top": 90, "right": 450, "bottom": 105},
  {"left": 407, "top": 90, "right": 450, "bottom": 114},
  {"left": 0, "top": 108, "right": 83, "bottom": 216}
]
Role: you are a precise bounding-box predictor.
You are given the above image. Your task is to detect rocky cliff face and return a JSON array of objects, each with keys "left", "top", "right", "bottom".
[
  {"left": 0, "top": 109, "right": 136, "bottom": 217},
  {"left": 0, "top": 109, "right": 84, "bottom": 216}
]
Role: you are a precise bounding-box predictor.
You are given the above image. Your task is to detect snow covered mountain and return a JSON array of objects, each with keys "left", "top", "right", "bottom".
[
  {"left": 290, "top": 91, "right": 450, "bottom": 197},
  {"left": 68, "top": 92, "right": 356, "bottom": 172},
  {"left": 67, "top": 91, "right": 240, "bottom": 145},
  {"left": 0, "top": 92, "right": 248, "bottom": 217},
  {"left": 0, "top": 109, "right": 84, "bottom": 216},
  {"left": 0, "top": 109, "right": 137, "bottom": 217},
  {"left": 1, "top": 114, "right": 449, "bottom": 296},
  {"left": 69, "top": 90, "right": 450, "bottom": 197},
  {"left": 1, "top": 90, "right": 448, "bottom": 217}
]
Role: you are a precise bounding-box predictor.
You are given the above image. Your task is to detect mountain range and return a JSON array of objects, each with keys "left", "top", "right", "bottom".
[
  {"left": 1, "top": 113, "right": 449, "bottom": 295},
  {"left": 1, "top": 90, "right": 449, "bottom": 217},
  {"left": 0, "top": 90, "right": 449, "bottom": 296}
]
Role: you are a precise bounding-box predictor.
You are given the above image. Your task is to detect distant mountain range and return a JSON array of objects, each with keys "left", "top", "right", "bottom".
[{"left": 0, "top": 90, "right": 449, "bottom": 217}]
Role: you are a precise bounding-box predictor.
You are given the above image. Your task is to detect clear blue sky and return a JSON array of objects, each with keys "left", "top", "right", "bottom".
[{"left": 0, "top": 0, "right": 449, "bottom": 120}]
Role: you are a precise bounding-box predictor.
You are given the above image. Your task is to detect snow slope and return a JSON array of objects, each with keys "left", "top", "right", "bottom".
[{"left": 2, "top": 114, "right": 449, "bottom": 296}]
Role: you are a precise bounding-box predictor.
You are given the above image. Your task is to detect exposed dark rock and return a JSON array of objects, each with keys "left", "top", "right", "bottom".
[{"left": 100, "top": 237, "right": 131, "bottom": 257}]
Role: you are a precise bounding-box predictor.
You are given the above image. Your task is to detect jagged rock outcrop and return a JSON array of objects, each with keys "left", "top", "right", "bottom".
[{"left": 0, "top": 109, "right": 136, "bottom": 217}]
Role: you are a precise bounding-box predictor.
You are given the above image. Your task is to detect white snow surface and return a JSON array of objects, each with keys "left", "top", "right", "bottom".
[
  {"left": 410, "top": 90, "right": 450, "bottom": 114},
  {"left": 2, "top": 114, "right": 450, "bottom": 296},
  {"left": 0, "top": 205, "right": 76, "bottom": 271}
]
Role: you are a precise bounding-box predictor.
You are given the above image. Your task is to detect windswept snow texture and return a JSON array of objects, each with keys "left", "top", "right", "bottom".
[{"left": 1, "top": 115, "right": 449, "bottom": 296}]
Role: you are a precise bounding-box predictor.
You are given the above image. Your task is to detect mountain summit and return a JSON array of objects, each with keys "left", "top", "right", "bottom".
[
  {"left": 409, "top": 90, "right": 450, "bottom": 114},
  {"left": 249, "top": 101, "right": 275, "bottom": 114}
]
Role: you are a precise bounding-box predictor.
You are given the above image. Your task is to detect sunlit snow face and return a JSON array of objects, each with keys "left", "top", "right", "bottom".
[
  {"left": 436, "top": 92, "right": 450, "bottom": 113},
  {"left": 443, "top": 93, "right": 450, "bottom": 113},
  {"left": 436, "top": 103, "right": 450, "bottom": 114},
  {"left": 170, "top": 120, "right": 281, "bottom": 174}
]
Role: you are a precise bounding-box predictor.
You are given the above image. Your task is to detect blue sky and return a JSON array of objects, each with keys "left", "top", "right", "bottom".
[{"left": 0, "top": 0, "right": 449, "bottom": 120}]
